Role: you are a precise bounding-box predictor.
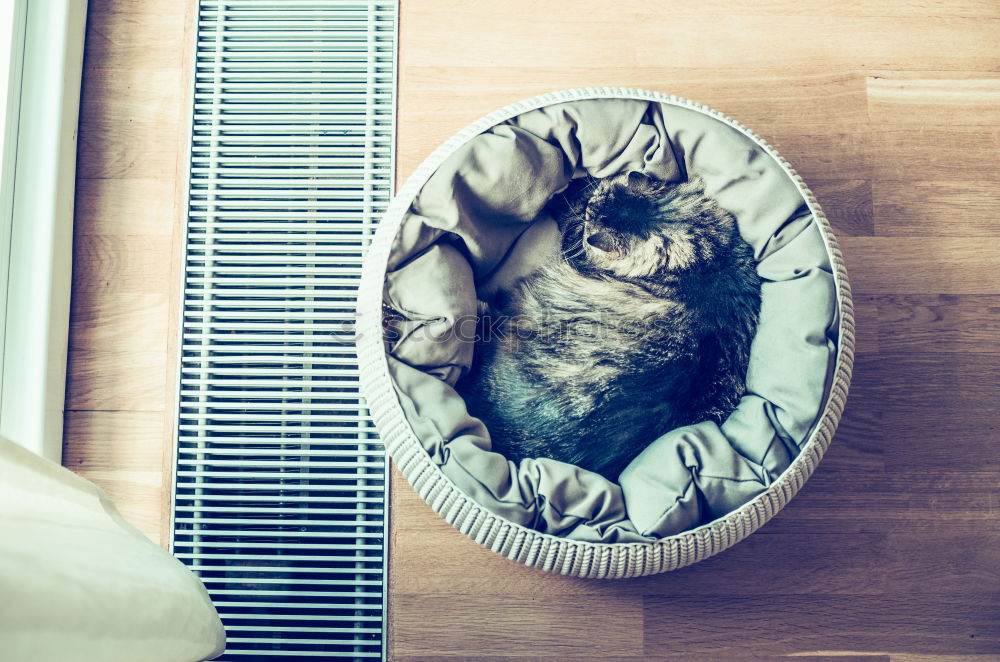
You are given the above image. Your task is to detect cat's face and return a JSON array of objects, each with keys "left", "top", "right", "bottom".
[{"left": 566, "top": 172, "right": 734, "bottom": 279}]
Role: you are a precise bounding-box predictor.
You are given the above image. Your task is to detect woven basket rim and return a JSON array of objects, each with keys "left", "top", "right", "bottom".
[{"left": 356, "top": 87, "right": 854, "bottom": 577}]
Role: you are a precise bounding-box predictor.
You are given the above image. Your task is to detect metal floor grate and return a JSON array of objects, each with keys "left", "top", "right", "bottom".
[{"left": 170, "top": 1, "right": 396, "bottom": 659}]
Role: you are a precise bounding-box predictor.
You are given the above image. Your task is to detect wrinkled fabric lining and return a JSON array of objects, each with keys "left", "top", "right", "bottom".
[{"left": 383, "top": 99, "right": 837, "bottom": 542}]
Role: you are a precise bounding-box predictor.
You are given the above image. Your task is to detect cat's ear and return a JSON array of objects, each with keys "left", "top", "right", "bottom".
[
  {"left": 586, "top": 231, "right": 618, "bottom": 254},
  {"left": 626, "top": 171, "right": 649, "bottom": 187}
]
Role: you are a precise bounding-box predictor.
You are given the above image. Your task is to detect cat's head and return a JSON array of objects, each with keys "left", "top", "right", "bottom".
[{"left": 565, "top": 172, "right": 737, "bottom": 279}]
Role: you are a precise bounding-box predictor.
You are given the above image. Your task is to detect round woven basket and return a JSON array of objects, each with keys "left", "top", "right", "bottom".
[{"left": 357, "top": 88, "right": 854, "bottom": 578}]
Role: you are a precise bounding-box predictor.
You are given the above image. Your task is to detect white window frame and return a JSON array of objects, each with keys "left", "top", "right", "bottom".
[{"left": 0, "top": 0, "right": 88, "bottom": 461}]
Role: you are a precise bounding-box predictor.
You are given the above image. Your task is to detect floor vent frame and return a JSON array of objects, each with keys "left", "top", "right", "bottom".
[{"left": 170, "top": 2, "right": 397, "bottom": 659}]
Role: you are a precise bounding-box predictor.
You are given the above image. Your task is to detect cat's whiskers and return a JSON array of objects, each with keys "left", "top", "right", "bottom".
[
  {"left": 560, "top": 236, "right": 587, "bottom": 262},
  {"left": 561, "top": 245, "right": 586, "bottom": 261}
]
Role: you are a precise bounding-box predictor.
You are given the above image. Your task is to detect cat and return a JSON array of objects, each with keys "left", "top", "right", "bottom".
[{"left": 457, "top": 172, "right": 762, "bottom": 481}]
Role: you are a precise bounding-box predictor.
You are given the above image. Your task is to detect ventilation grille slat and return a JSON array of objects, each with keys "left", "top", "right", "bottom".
[{"left": 172, "top": 1, "right": 395, "bottom": 659}]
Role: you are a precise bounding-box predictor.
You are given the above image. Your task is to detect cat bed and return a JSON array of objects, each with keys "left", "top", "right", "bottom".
[{"left": 357, "top": 88, "right": 853, "bottom": 578}]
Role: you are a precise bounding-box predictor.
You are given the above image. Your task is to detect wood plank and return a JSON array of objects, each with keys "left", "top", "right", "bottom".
[
  {"left": 818, "top": 397, "right": 884, "bottom": 473},
  {"left": 393, "top": 463, "right": 998, "bottom": 541},
  {"left": 77, "top": 119, "right": 182, "bottom": 180},
  {"left": 398, "top": 657, "right": 891, "bottom": 662},
  {"left": 395, "top": 67, "right": 868, "bottom": 132},
  {"left": 635, "top": 16, "right": 1000, "bottom": 72},
  {"left": 65, "top": 347, "right": 168, "bottom": 411},
  {"left": 876, "top": 295, "right": 1000, "bottom": 354},
  {"left": 755, "top": 131, "right": 874, "bottom": 184},
  {"left": 643, "top": 594, "right": 1000, "bottom": 656},
  {"left": 393, "top": 594, "right": 644, "bottom": 658},
  {"left": 891, "top": 656, "right": 1000, "bottom": 662},
  {"left": 394, "top": 69, "right": 871, "bottom": 184},
  {"left": 62, "top": 410, "right": 165, "bottom": 543},
  {"left": 840, "top": 238, "right": 1000, "bottom": 295},
  {"left": 63, "top": 410, "right": 165, "bottom": 472},
  {"left": 862, "top": 0, "right": 1000, "bottom": 18},
  {"left": 873, "top": 181, "right": 1000, "bottom": 236},
  {"left": 76, "top": 1, "right": 186, "bottom": 181},
  {"left": 68, "top": 291, "right": 170, "bottom": 353},
  {"left": 851, "top": 294, "right": 880, "bottom": 355},
  {"left": 867, "top": 73, "right": 1000, "bottom": 127},
  {"left": 869, "top": 128, "right": 1000, "bottom": 182},
  {"left": 857, "top": 352, "right": 1000, "bottom": 471},
  {"left": 881, "top": 407, "right": 1000, "bottom": 473},
  {"left": 393, "top": 499, "right": 889, "bottom": 597},
  {"left": 810, "top": 179, "right": 875, "bottom": 237},
  {"left": 74, "top": 469, "right": 164, "bottom": 546},
  {"left": 73, "top": 178, "right": 177, "bottom": 236},
  {"left": 78, "top": 67, "right": 183, "bottom": 129},
  {"left": 71, "top": 234, "right": 174, "bottom": 294},
  {"left": 761, "top": 471, "right": 1000, "bottom": 535},
  {"left": 158, "top": 0, "right": 198, "bottom": 552},
  {"left": 81, "top": 1, "right": 188, "bottom": 66},
  {"left": 884, "top": 529, "right": 1000, "bottom": 598},
  {"left": 65, "top": 0, "right": 192, "bottom": 550},
  {"left": 400, "top": 6, "right": 1000, "bottom": 72}
]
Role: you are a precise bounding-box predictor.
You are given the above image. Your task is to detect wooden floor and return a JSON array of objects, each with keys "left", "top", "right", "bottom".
[
  {"left": 66, "top": 0, "right": 1000, "bottom": 659},
  {"left": 65, "top": 0, "right": 193, "bottom": 546}
]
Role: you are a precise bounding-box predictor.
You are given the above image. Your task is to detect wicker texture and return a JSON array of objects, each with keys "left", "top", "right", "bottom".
[{"left": 357, "top": 88, "right": 854, "bottom": 578}]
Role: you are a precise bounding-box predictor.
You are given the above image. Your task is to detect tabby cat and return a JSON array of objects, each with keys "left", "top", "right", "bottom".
[{"left": 457, "top": 172, "right": 762, "bottom": 481}]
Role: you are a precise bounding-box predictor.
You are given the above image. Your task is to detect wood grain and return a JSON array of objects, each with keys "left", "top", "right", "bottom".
[
  {"left": 65, "top": 0, "right": 1000, "bottom": 658},
  {"left": 867, "top": 73, "right": 1000, "bottom": 127},
  {"left": 389, "top": 1, "right": 1000, "bottom": 658},
  {"left": 394, "top": 595, "right": 644, "bottom": 658},
  {"left": 70, "top": 234, "right": 174, "bottom": 293},
  {"left": 809, "top": 179, "right": 875, "bottom": 237},
  {"left": 73, "top": 178, "right": 177, "bottom": 236},
  {"left": 643, "top": 594, "right": 999, "bottom": 656},
  {"left": 64, "top": 347, "right": 167, "bottom": 411},
  {"left": 68, "top": 291, "right": 170, "bottom": 353},
  {"left": 63, "top": 410, "right": 165, "bottom": 545},
  {"left": 876, "top": 295, "right": 1000, "bottom": 353},
  {"left": 395, "top": 657, "right": 892, "bottom": 662},
  {"left": 64, "top": 0, "right": 192, "bottom": 544},
  {"left": 63, "top": 410, "right": 165, "bottom": 472},
  {"left": 841, "top": 237, "right": 1000, "bottom": 295},
  {"left": 850, "top": 295, "right": 880, "bottom": 355},
  {"left": 873, "top": 181, "right": 1000, "bottom": 236}
]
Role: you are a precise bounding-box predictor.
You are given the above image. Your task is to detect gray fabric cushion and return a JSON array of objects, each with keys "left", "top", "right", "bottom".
[{"left": 383, "top": 98, "right": 838, "bottom": 542}]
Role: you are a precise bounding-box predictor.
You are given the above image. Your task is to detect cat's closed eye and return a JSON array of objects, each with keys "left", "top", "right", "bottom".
[{"left": 586, "top": 231, "right": 617, "bottom": 253}]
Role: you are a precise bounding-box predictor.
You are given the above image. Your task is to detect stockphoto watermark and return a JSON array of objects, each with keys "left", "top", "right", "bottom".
[{"left": 326, "top": 308, "right": 676, "bottom": 346}]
